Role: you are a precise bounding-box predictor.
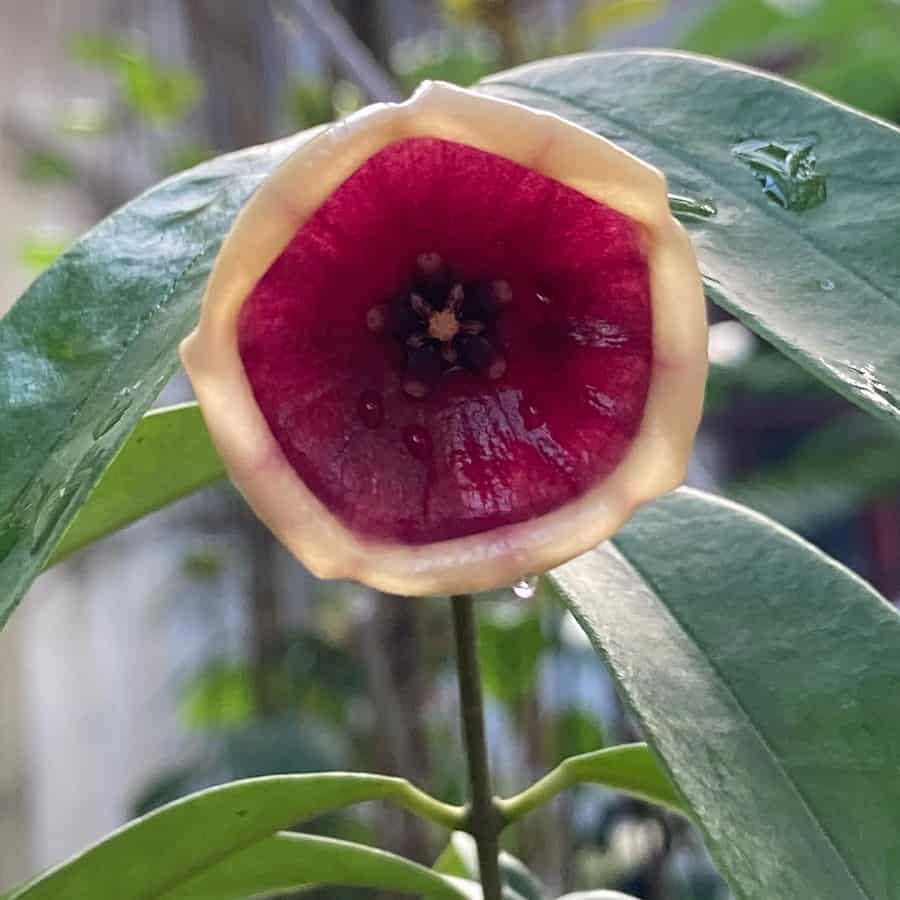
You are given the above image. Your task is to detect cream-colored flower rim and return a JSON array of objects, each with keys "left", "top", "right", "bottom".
[{"left": 181, "top": 81, "right": 707, "bottom": 596}]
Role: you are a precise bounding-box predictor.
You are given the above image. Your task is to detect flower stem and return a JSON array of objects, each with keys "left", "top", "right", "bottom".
[{"left": 451, "top": 593, "right": 503, "bottom": 900}]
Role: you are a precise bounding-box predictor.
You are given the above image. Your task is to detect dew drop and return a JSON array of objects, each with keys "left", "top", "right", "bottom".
[
  {"left": 731, "top": 136, "right": 827, "bottom": 211},
  {"left": 30, "top": 483, "right": 80, "bottom": 554},
  {"left": 819, "top": 278, "right": 835, "bottom": 292},
  {"left": 511, "top": 576, "right": 538, "bottom": 600},
  {"left": 826, "top": 360, "right": 900, "bottom": 416},
  {"left": 27, "top": 449, "right": 105, "bottom": 556},
  {"left": 403, "top": 425, "right": 432, "bottom": 461},
  {"left": 357, "top": 390, "right": 384, "bottom": 429},
  {"left": 668, "top": 193, "right": 718, "bottom": 220},
  {"left": 92, "top": 382, "right": 142, "bottom": 439}
]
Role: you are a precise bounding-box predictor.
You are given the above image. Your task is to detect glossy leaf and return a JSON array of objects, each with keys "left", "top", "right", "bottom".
[
  {"left": 482, "top": 51, "right": 900, "bottom": 432},
  {"left": 7, "top": 772, "right": 463, "bottom": 899},
  {"left": 160, "top": 832, "right": 472, "bottom": 900},
  {"left": 549, "top": 488, "right": 900, "bottom": 900},
  {"left": 48, "top": 403, "right": 225, "bottom": 566},
  {"left": 0, "top": 128, "right": 318, "bottom": 628}
]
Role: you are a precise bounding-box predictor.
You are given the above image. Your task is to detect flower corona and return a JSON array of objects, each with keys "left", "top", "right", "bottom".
[{"left": 181, "top": 81, "right": 707, "bottom": 595}]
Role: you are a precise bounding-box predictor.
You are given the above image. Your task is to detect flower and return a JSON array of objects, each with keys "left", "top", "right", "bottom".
[{"left": 181, "top": 81, "right": 706, "bottom": 596}]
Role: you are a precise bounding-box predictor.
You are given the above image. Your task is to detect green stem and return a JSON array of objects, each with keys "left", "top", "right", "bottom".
[
  {"left": 451, "top": 594, "right": 503, "bottom": 900},
  {"left": 496, "top": 744, "right": 689, "bottom": 825},
  {"left": 393, "top": 781, "right": 468, "bottom": 831},
  {"left": 495, "top": 757, "right": 574, "bottom": 825}
]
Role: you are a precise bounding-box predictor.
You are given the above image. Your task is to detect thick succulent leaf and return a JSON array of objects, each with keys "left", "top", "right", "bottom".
[
  {"left": 0, "top": 129, "right": 318, "bottom": 628},
  {"left": 159, "top": 832, "right": 471, "bottom": 900},
  {"left": 48, "top": 403, "right": 225, "bottom": 566},
  {"left": 549, "top": 488, "right": 900, "bottom": 900},
  {"left": 6, "top": 772, "right": 462, "bottom": 900},
  {"left": 482, "top": 51, "right": 900, "bottom": 432}
]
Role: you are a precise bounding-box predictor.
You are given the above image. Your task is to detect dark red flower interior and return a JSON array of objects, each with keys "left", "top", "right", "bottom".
[{"left": 238, "top": 137, "right": 652, "bottom": 545}]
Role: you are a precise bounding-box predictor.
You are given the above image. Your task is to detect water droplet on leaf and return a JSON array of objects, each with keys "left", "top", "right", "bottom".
[
  {"left": 826, "top": 360, "right": 899, "bottom": 416},
  {"left": 819, "top": 278, "right": 835, "bottom": 292},
  {"left": 522, "top": 402, "right": 544, "bottom": 431},
  {"left": 668, "top": 194, "right": 718, "bottom": 220},
  {"left": 511, "top": 576, "right": 538, "bottom": 600},
  {"left": 731, "top": 136, "right": 827, "bottom": 211},
  {"left": 92, "top": 382, "right": 142, "bottom": 439}
]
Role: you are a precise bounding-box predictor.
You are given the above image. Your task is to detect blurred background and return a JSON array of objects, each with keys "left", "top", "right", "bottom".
[{"left": 1, "top": 1, "right": 899, "bottom": 898}]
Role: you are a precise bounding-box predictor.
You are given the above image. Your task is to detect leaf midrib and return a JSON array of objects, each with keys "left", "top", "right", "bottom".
[{"left": 606, "top": 536, "right": 873, "bottom": 900}]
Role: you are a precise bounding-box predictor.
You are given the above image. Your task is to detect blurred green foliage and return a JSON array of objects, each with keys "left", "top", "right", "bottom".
[
  {"left": 18, "top": 151, "right": 74, "bottom": 185},
  {"left": 682, "top": 0, "right": 900, "bottom": 121},
  {"left": 16, "top": 234, "right": 70, "bottom": 272},
  {"left": 71, "top": 34, "right": 202, "bottom": 125}
]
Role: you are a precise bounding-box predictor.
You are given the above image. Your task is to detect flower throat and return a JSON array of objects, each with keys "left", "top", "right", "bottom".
[{"left": 366, "top": 252, "right": 511, "bottom": 399}]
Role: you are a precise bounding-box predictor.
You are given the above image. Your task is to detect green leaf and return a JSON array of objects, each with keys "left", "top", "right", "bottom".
[
  {"left": 498, "top": 744, "right": 687, "bottom": 824},
  {"left": 72, "top": 33, "right": 201, "bottom": 124},
  {"left": 160, "top": 832, "right": 472, "bottom": 900},
  {"left": 7, "top": 773, "right": 464, "bottom": 900},
  {"left": 549, "top": 487, "right": 900, "bottom": 900},
  {"left": 48, "top": 403, "right": 225, "bottom": 566},
  {"left": 482, "top": 51, "right": 900, "bottom": 431},
  {"left": 0, "top": 128, "right": 318, "bottom": 629}
]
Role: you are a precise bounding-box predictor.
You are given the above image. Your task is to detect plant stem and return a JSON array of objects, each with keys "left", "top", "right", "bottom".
[{"left": 451, "top": 594, "right": 503, "bottom": 900}]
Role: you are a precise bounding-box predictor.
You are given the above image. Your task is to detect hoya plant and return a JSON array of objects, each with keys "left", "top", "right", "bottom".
[{"left": 2, "top": 49, "right": 900, "bottom": 900}]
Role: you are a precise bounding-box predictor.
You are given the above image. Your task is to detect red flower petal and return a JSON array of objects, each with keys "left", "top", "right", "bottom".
[{"left": 238, "top": 138, "right": 652, "bottom": 544}]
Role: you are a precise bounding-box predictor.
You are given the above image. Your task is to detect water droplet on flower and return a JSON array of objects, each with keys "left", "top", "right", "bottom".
[
  {"left": 487, "top": 356, "right": 507, "bottom": 381},
  {"left": 417, "top": 251, "right": 443, "bottom": 275},
  {"left": 536, "top": 292, "right": 552, "bottom": 304},
  {"left": 366, "top": 304, "right": 387, "bottom": 333},
  {"left": 668, "top": 194, "right": 718, "bottom": 220},
  {"left": 522, "top": 402, "right": 544, "bottom": 431},
  {"left": 511, "top": 576, "right": 538, "bottom": 599},
  {"left": 819, "top": 278, "right": 835, "bottom": 292},
  {"left": 492, "top": 280, "right": 513, "bottom": 304},
  {"left": 357, "top": 391, "right": 384, "bottom": 429},
  {"left": 403, "top": 425, "right": 432, "bottom": 461},
  {"left": 731, "top": 136, "right": 827, "bottom": 211}
]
